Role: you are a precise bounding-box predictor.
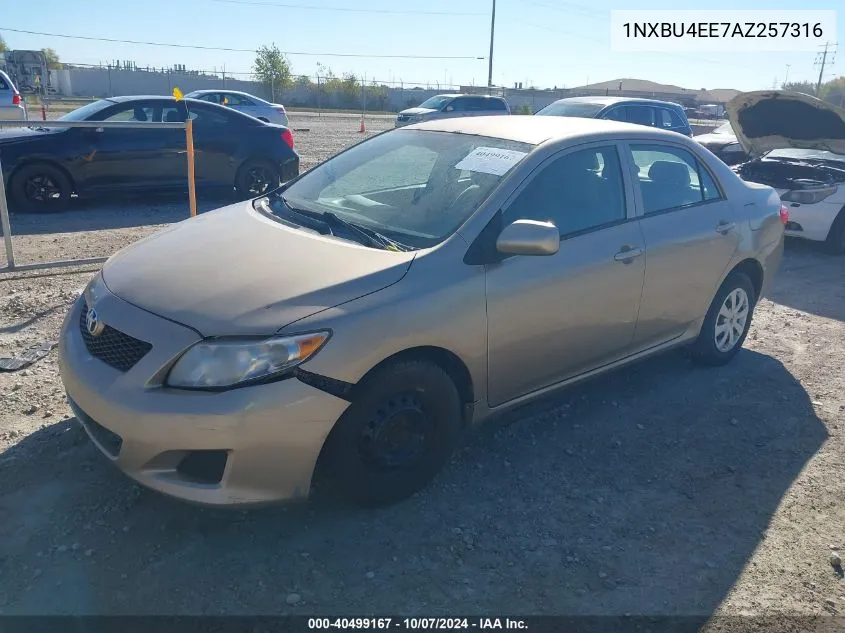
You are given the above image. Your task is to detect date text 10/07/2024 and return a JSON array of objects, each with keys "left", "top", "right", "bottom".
[{"left": 308, "top": 618, "right": 528, "bottom": 630}]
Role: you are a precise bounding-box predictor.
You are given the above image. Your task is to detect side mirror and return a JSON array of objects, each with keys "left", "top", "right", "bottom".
[{"left": 496, "top": 219, "right": 560, "bottom": 256}]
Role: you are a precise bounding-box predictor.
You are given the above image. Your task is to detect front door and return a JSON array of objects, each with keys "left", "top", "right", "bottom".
[
  {"left": 485, "top": 143, "right": 646, "bottom": 407},
  {"left": 82, "top": 101, "right": 185, "bottom": 192},
  {"left": 625, "top": 143, "right": 742, "bottom": 349}
]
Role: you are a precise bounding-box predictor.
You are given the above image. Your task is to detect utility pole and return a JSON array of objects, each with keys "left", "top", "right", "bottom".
[
  {"left": 814, "top": 42, "right": 837, "bottom": 96},
  {"left": 784, "top": 64, "right": 790, "bottom": 86},
  {"left": 487, "top": 0, "right": 496, "bottom": 94}
]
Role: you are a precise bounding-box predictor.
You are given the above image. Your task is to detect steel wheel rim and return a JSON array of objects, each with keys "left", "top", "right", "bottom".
[
  {"left": 714, "top": 287, "right": 750, "bottom": 352},
  {"left": 359, "top": 394, "right": 430, "bottom": 471},
  {"left": 24, "top": 174, "right": 62, "bottom": 204}
]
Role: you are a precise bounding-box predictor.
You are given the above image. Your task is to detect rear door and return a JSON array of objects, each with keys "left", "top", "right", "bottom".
[{"left": 624, "top": 142, "right": 742, "bottom": 349}]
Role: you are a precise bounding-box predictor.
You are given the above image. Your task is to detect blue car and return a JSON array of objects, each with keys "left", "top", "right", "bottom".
[{"left": 536, "top": 96, "right": 693, "bottom": 137}]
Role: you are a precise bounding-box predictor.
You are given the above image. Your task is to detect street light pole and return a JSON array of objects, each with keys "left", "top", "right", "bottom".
[{"left": 487, "top": 0, "right": 496, "bottom": 94}]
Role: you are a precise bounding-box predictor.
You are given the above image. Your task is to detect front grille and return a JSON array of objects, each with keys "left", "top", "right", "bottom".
[{"left": 79, "top": 302, "right": 152, "bottom": 372}]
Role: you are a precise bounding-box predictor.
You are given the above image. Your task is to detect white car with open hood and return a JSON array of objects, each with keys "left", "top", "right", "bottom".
[{"left": 727, "top": 91, "right": 845, "bottom": 254}]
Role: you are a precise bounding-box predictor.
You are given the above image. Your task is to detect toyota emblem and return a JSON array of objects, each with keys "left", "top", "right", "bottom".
[{"left": 86, "top": 308, "right": 105, "bottom": 337}]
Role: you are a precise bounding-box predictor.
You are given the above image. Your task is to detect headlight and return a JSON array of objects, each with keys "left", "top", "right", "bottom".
[
  {"left": 166, "top": 331, "right": 330, "bottom": 390},
  {"left": 780, "top": 186, "right": 838, "bottom": 205},
  {"left": 84, "top": 272, "right": 109, "bottom": 305}
]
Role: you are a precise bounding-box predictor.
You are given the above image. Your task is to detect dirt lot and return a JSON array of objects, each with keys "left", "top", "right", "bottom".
[{"left": 0, "top": 113, "right": 844, "bottom": 622}]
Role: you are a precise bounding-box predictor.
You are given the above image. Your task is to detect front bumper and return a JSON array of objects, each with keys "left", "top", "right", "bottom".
[{"left": 58, "top": 289, "right": 350, "bottom": 507}]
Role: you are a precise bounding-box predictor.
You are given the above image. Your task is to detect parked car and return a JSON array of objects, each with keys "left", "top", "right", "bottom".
[
  {"left": 59, "top": 116, "right": 784, "bottom": 509},
  {"left": 694, "top": 121, "right": 750, "bottom": 166},
  {"left": 0, "top": 69, "right": 26, "bottom": 121},
  {"left": 395, "top": 94, "right": 510, "bottom": 127},
  {"left": 726, "top": 90, "right": 845, "bottom": 254},
  {"left": 0, "top": 95, "right": 298, "bottom": 212},
  {"left": 184, "top": 89, "right": 289, "bottom": 126},
  {"left": 536, "top": 96, "right": 693, "bottom": 137}
]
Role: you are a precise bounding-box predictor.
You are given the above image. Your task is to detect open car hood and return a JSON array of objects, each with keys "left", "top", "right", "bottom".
[{"left": 726, "top": 91, "right": 845, "bottom": 156}]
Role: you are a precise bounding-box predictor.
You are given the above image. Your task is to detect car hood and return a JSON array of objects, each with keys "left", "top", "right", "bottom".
[
  {"left": 694, "top": 131, "right": 737, "bottom": 147},
  {"left": 726, "top": 90, "right": 845, "bottom": 156},
  {"left": 399, "top": 107, "right": 438, "bottom": 116},
  {"left": 101, "top": 201, "right": 416, "bottom": 336}
]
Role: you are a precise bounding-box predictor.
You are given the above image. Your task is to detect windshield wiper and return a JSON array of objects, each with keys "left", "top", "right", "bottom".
[
  {"left": 321, "top": 212, "right": 414, "bottom": 252},
  {"left": 276, "top": 196, "right": 413, "bottom": 251}
]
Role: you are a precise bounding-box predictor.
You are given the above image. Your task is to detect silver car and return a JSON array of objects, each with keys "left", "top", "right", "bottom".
[
  {"left": 0, "top": 70, "right": 26, "bottom": 121},
  {"left": 395, "top": 93, "right": 510, "bottom": 127},
  {"left": 59, "top": 116, "right": 784, "bottom": 509},
  {"left": 184, "top": 89, "right": 289, "bottom": 127}
]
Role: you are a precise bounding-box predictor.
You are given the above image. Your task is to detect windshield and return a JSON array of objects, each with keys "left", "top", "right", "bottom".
[
  {"left": 714, "top": 122, "right": 734, "bottom": 134},
  {"left": 535, "top": 101, "right": 605, "bottom": 118},
  {"left": 277, "top": 129, "right": 533, "bottom": 249},
  {"left": 58, "top": 99, "right": 113, "bottom": 121},
  {"left": 417, "top": 95, "right": 454, "bottom": 110},
  {"left": 766, "top": 148, "right": 845, "bottom": 163}
]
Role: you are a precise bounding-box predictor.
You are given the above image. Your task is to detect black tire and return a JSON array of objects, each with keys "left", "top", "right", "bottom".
[
  {"left": 234, "top": 159, "right": 280, "bottom": 199},
  {"left": 689, "top": 272, "right": 756, "bottom": 367},
  {"left": 321, "top": 360, "right": 462, "bottom": 508},
  {"left": 10, "top": 163, "right": 72, "bottom": 213},
  {"left": 824, "top": 208, "right": 845, "bottom": 255}
]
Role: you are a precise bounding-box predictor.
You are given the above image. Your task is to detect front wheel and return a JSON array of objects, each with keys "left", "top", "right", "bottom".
[
  {"left": 234, "top": 159, "right": 280, "bottom": 198},
  {"left": 689, "top": 272, "right": 756, "bottom": 366},
  {"left": 320, "top": 360, "right": 462, "bottom": 508}
]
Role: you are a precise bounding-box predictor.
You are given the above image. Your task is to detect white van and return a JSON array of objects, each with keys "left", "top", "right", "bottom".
[{"left": 0, "top": 70, "right": 26, "bottom": 121}]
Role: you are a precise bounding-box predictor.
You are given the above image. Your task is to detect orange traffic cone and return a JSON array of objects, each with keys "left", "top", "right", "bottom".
[{"left": 359, "top": 116, "right": 366, "bottom": 133}]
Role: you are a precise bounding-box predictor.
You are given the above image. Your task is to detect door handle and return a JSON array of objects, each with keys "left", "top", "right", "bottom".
[
  {"left": 715, "top": 221, "right": 736, "bottom": 235},
  {"left": 614, "top": 246, "right": 643, "bottom": 262},
  {"left": 94, "top": 127, "right": 104, "bottom": 133}
]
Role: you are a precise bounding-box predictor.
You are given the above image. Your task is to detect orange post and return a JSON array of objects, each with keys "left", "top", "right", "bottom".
[
  {"left": 185, "top": 118, "right": 197, "bottom": 218},
  {"left": 359, "top": 116, "right": 366, "bottom": 133}
]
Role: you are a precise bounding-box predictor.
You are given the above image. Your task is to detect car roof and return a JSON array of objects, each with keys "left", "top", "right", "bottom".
[
  {"left": 105, "top": 95, "right": 211, "bottom": 105},
  {"left": 186, "top": 89, "right": 260, "bottom": 98},
  {"left": 408, "top": 115, "right": 687, "bottom": 145},
  {"left": 432, "top": 93, "right": 506, "bottom": 101},
  {"left": 550, "top": 96, "right": 683, "bottom": 108}
]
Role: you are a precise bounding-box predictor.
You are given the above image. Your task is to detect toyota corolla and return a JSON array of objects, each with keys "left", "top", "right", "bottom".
[{"left": 59, "top": 116, "right": 785, "bottom": 508}]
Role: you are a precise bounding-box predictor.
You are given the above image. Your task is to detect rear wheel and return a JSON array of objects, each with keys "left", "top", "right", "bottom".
[
  {"left": 10, "top": 163, "right": 72, "bottom": 213},
  {"left": 689, "top": 272, "right": 756, "bottom": 366},
  {"left": 321, "top": 360, "right": 462, "bottom": 508},
  {"left": 824, "top": 208, "right": 845, "bottom": 255},
  {"left": 234, "top": 159, "right": 280, "bottom": 198}
]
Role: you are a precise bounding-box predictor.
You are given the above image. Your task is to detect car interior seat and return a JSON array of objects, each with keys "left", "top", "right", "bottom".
[{"left": 644, "top": 160, "right": 698, "bottom": 212}]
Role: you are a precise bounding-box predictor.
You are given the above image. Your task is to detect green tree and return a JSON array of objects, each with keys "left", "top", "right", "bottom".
[
  {"left": 0, "top": 36, "right": 9, "bottom": 53},
  {"left": 820, "top": 76, "right": 845, "bottom": 107},
  {"left": 41, "top": 47, "right": 62, "bottom": 70},
  {"left": 782, "top": 80, "right": 816, "bottom": 95},
  {"left": 253, "top": 44, "right": 292, "bottom": 95}
]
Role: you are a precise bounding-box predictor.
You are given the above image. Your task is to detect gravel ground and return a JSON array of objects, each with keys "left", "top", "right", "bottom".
[{"left": 1, "top": 114, "right": 844, "bottom": 622}]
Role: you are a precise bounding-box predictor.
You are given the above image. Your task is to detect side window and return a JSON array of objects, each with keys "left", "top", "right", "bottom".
[
  {"left": 161, "top": 106, "right": 187, "bottom": 123},
  {"left": 490, "top": 99, "right": 508, "bottom": 111},
  {"left": 603, "top": 107, "right": 627, "bottom": 122},
  {"left": 504, "top": 146, "right": 627, "bottom": 236},
  {"left": 667, "top": 108, "right": 686, "bottom": 128},
  {"left": 99, "top": 104, "right": 155, "bottom": 122},
  {"left": 188, "top": 106, "right": 233, "bottom": 126},
  {"left": 630, "top": 144, "right": 722, "bottom": 214},
  {"left": 626, "top": 106, "right": 654, "bottom": 126},
  {"left": 657, "top": 109, "right": 674, "bottom": 129},
  {"left": 447, "top": 98, "right": 466, "bottom": 112},
  {"left": 201, "top": 94, "right": 221, "bottom": 104}
]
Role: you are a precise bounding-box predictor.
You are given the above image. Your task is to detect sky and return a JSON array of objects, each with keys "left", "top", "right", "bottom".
[{"left": 0, "top": 0, "right": 841, "bottom": 92}]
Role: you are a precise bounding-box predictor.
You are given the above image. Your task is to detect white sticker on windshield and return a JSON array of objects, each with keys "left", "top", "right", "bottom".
[{"left": 455, "top": 147, "right": 528, "bottom": 176}]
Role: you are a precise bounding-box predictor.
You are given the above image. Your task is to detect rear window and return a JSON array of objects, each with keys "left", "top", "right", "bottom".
[{"left": 536, "top": 101, "right": 605, "bottom": 118}]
